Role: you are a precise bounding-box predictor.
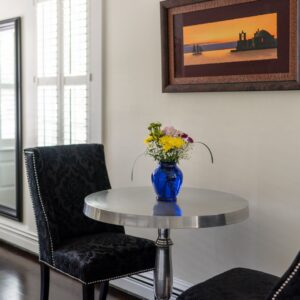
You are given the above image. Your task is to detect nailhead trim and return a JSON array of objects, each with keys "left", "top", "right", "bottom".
[
  {"left": 40, "top": 260, "right": 154, "bottom": 285},
  {"left": 24, "top": 151, "right": 56, "bottom": 267},
  {"left": 24, "top": 153, "right": 43, "bottom": 258},
  {"left": 271, "top": 261, "right": 300, "bottom": 300}
]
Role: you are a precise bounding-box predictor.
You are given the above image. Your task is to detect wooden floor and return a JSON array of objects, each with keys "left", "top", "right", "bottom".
[{"left": 0, "top": 242, "right": 139, "bottom": 300}]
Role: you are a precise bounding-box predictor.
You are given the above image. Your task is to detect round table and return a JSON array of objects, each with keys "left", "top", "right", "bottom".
[{"left": 84, "top": 187, "right": 249, "bottom": 300}]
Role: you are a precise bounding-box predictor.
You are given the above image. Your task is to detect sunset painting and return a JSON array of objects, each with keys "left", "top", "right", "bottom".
[{"left": 183, "top": 13, "right": 278, "bottom": 66}]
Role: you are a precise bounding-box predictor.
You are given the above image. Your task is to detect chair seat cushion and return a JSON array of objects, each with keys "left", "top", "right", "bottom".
[
  {"left": 177, "top": 268, "right": 279, "bottom": 300},
  {"left": 52, "top": 232, "right": 155, "bottom": 283}
]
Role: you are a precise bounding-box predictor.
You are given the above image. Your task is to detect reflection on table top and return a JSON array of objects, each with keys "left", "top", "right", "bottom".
[{"left": 84, "top": 187, "right": 249, "bottom": 229}]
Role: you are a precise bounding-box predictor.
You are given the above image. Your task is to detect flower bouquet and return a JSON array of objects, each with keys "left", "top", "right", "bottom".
[{"left": 143, "top": 122, "right": 213, "bottom": 202}]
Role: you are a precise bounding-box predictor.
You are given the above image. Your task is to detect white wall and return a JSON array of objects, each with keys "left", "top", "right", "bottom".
[
  {"left": 0, "top": 0, "right": 299, "bottom": 290},
  {"left": 103, "top": 0, "right": 300, "bottom": 284}
]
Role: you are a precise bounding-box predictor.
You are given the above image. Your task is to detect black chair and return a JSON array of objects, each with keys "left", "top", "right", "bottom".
[
  {"left": 177, "top": 252, "right": 300, "bottom": 300},
  {"left": 24, "top": 144, "right": 156, "bottom": 300}
]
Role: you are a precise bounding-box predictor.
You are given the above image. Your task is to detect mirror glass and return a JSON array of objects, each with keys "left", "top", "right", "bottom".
[{"left": 0, "top": 17, "right": 22, "bottom": 221}]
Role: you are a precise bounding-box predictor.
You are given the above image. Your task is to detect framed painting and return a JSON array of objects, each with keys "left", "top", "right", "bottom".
[{"left": 160, "top": 0, "right": 300, "bottom": 92}]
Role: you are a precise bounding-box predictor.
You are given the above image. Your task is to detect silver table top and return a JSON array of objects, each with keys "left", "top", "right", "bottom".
[{"left": 84, "top": 187, "right": 249, "bottom": 229}]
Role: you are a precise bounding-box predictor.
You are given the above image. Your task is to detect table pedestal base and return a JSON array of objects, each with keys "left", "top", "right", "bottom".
[{"left": 154, "top": 228, "right": 173, "bottom": 300}]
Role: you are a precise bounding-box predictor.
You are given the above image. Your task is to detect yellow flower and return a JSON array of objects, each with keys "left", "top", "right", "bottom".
[
  {"left": 144, "top": 135, "right": 153, "bottom": 144},
  {"left": 159, "top": 136, "right": 186, "bottom": 152}
]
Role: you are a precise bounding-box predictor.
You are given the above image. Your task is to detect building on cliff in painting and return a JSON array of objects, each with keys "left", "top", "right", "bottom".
[{"left": 233, "top": 29, "right": 277, "bottom": 52}]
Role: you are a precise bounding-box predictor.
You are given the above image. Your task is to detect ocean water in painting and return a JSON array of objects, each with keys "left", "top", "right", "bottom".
[{"left": 184, "top": 48, "right": 277, "bottom": 66}]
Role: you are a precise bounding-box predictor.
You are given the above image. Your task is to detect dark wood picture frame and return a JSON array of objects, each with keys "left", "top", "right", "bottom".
[
  {"left": 160, "top": 0, "right": 300, "bottom": 92},
  {"left": 0, "top": 17, "right": 23, "bottom": 221}
]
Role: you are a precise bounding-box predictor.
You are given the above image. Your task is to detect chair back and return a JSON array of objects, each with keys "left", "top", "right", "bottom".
[
  {"left": 267, "top": 252, "right": 300, "bottom": 299},
  {"left": 24, "top": 144, "right": 124, "bottom": 264}
]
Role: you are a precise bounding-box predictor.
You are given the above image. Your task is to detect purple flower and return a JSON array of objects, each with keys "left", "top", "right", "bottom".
[{"left": 181, "top": 133, "right": 188, "bottom": 138}]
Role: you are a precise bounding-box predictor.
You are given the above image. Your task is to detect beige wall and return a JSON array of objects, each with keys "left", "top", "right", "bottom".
[{"left": 103, "top": 0, "right": 300, "bottom": 284}]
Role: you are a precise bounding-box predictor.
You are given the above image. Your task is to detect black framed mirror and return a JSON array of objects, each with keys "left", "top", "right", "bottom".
[{"left": 0, "top": 17, "right": 22, "bottom": 221}]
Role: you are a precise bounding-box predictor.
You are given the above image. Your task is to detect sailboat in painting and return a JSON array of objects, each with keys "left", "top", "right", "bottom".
[{"left": 192, "top": 44, "right": 203, "bottom": 55}]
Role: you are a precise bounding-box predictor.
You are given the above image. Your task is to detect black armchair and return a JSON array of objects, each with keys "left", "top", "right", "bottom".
[
  {"left": 177, "top": 252, "right": 300, "bottom": 300},
  {"left": 24, "top": 144, "right": 156, "bottom": 300}
]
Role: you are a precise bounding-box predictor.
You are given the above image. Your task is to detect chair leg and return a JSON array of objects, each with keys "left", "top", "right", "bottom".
[
  {"left": 99, "top": 281, "right": 109, "bottom": 300},
  {"left": 82, "top": 284, "right": 94, "bottom": 300},
  {"left": 40, "top": 263, "right": 50, "bottom": 300}
]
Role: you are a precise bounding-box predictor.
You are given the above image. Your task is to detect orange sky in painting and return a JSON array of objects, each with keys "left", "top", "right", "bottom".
[{"left": 183, "top": 13, "right": 277, "bottom": 45}]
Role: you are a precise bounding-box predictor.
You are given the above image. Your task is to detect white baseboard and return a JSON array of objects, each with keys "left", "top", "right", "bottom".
[
  {"left": 0, "top": 223, "right": 192, "bottom": 299},
  {"left": 0, "top": 221, "right": 38, "bottom": 254}
]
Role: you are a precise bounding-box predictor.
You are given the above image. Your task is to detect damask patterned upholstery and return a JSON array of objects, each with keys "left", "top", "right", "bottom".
[
  {"left": 24, "top": 144, "right": 155, "bottom": 284},
  {"left": 177, "top": 268, "right": 279, "bottom": 300},
  {"left": 178, "top": 252, "right": 300, "bottom": 300},
  {"left": 53, "top": 233, "right": 155, "bottom": 283}
]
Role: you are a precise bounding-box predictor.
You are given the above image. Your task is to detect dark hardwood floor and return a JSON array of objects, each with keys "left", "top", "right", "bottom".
[{"left": 0, "top": 242, "right": 139, "bottom": 300}]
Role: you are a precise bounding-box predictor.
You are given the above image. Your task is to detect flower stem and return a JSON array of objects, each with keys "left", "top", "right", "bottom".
[{"left": 195, "top": 142, "right": 214, "bottom": 164}]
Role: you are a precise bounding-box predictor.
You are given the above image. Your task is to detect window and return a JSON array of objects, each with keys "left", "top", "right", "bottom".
[{"left": 36, "top": 0, "right": 89, "bottom": 146}]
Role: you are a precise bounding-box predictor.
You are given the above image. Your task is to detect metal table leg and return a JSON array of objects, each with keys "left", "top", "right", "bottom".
[{"left": 154, "top": 228, "right": 173, "bottom": 300}]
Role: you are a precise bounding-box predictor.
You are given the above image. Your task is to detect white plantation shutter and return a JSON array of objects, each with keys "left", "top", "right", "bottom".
[
  {"left": 0, "top": 27, "right": 15, "bottom": 141},
  {"left": 37, "top": 0, "right": 58, "bottom": 146},
  {"left": 64, "top": 0, "right": 88, "bottom": 77},
  {"left": 37, "top": 0, "right": 58, "bottom": 78},
  {"left": 64, "top": 85, "right": 87, "bottom": 144},
  {"left": 37, "top": 86, "right": 58, "bottom": 146},
  {"left": 36, "top": 0, "right": 89, "bottom": 146},
  {"left": 63, "top": 0, "right": 88, "bottom": 144}
]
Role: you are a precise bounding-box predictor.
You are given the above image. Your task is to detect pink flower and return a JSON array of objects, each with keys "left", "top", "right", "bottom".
[
  {"left": 163, "top": 126, "right": 177, "bottom": 136},
  {"left": 162, "top": 126, "right": 194, "bottom": 143}
]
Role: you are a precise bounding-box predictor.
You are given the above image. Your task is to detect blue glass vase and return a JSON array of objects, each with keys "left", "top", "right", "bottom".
[{"left": 151, "top": 162, "right": 183, "bottom": 202}]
